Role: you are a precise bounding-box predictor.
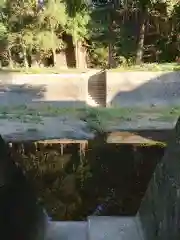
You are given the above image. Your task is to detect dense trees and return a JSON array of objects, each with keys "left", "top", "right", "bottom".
[
  {"left": 90, "top": 0, "right": 180, "bottom": 67},
  {"left": 0, "top": 0, "right": 180, "bottom": 69}
]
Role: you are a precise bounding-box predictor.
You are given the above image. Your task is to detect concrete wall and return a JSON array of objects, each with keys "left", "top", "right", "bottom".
[
  {"left": 136, "top": 117, "right": 180, "bottom": 240},
  {"left": 1, "top": 70, "right": 180, "bottom": 108},
  {"left": 106, "top": 71, "right": 180, "bottom": 107},
  {"left": 0, "top": 73, "right": 89, "bottom": 107}
]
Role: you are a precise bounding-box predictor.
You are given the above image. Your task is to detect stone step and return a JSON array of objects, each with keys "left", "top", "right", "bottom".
[
  {"left": 45, "top": 217, "right": 144, "bottom": 240},
  {"left": 87, "top": 93, "right": 100, "bottom": 107},
  {"left": 87, "top": 216, "right": 143, "bottom": 240},
  {"left": 46, "top": 221, "right": 88, "bottom": 240}
]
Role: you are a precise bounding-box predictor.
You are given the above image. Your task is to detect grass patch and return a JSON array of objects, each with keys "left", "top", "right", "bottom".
[
  {"left": 0, "top": 105, "right": 80, "bottom": 117},
  {"left": 0, "top": 67, "right": 87, "bottom": 74},
  {"left": 0, "top": 63, "right": 180, "bottom": 74},
  {"left": 0, "top": 105, "right": 179, "bottom": 119},
  {"left": 80, "top": 106, "right": 180, "bottom": 130},
  {"left": 0, "top": 105, "right": 178, "bottom": 129},
  {"left": 154, "top": 107, "right": 180, "bottom": 121},
  {"left": 0, "top": 106, "right": 137, "bottom": 130},
  {"left": 0, "top": 113, "right": 43, "bottom": 124},
  {"left": 109, "top": 63, "right": 180, "bottom": 72}
]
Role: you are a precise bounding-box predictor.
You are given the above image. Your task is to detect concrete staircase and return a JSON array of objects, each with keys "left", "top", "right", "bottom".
[
  {"left": 46, "top": 216, "right": 143, "bottom": 240},
  {"left": 87, "top": 93, "right": 100, "bottom": 107},
  {"left": 87, "top": 70, "right": 106, "bottom": 107}
]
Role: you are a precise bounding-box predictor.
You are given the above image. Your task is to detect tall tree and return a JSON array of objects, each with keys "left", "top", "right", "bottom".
[
  {"left": 65, "top": 0, "right": 90, "bottom": 68},
  {"left": 3, "top": 0, "right": 38, "bottom": 67},
  {"left": 135, "top": 0, "right": 179, "bottom": 64},
  {"left": 37, "top": 0, "right": 67, "bottom": 66}
]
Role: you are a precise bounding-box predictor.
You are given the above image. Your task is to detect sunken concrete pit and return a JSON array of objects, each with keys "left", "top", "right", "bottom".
[
  {"left": 0, "top": 69, "right": 180, "bottom": 239},
  {"left": 2, "top": 127, "right": 172, "bottom": 240},
  {"left": 3, "top": 117, "right": 180, "bottom": 240},
  {"left": 8, "top": 139, "right": 165, "bottom": 220},
  {"left": 0, "top": 102, "right": 178, "bottom": 239},
  {"left": 46, "top": 117, "right": 180, "bottom": 239}
]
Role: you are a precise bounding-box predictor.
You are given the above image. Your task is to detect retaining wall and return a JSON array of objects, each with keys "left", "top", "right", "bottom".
[
  {"left": 106, "top": 71, "right": 180, "bottom": 107},
  {"left": 136, "top": 116, "right": 180, "bottom": 240},
  {"left": 88, "top": 70, "right": 180, "bottom": 107},
  {"left": 0, "top": 73, "right": 89, "bottom": 107},
  {"left": 1, "top": 70, "right": 180, "bottom": 108}
]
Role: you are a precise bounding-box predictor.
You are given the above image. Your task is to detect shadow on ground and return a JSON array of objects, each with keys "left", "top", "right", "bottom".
[{"left": 0, "top": 83, "right": 86, "bottom": 107}]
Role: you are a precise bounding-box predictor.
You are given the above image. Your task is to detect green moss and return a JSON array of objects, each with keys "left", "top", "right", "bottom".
[{"left": 138, "top": 142, "right": 167, "bottom": 147}]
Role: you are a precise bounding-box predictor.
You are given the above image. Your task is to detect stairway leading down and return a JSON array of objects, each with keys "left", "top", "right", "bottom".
[{"left": 46, "top": 216, "right": 143, "bottom": 240}]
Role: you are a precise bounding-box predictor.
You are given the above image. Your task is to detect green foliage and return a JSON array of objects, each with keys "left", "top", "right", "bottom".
[
  {"left": 35, "top": 31, "right": 63, "bottom": 52},
  {"left": 0, "top": 0, "right": 179, "bottom": 68},
  {"left": 88, "top": 44, "right": 108, "bottom": 68},
  {"left": 66, "top": 9, "right": 90, "bottom": 42},
  {"left": 0, "top": 22, "right": 7, "bottom": 46},
  {"left": 38, "top": 0, "right": 67, "bottom": 30}
]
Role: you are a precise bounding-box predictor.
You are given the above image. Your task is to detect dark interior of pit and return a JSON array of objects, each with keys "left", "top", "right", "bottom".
[{"left": 8, "top": 139, "right": 165, "bottom": 221}]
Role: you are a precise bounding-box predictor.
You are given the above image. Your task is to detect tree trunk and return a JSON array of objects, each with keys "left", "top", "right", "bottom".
[
  {"left": 108, "top": 43, "right": 113, "bottom": 69},
  {"left": 136, "top": 11, "right": 147, "bottom": 65},
  {"left": 75, "top": 40, "right": 86, "bottom": 69},
  {"left": 26, "top": 48, "right": 32, "bottom": 67},
  {"left": 108, "top": 8, "right": 114, "bottom": 69},
  {"left": 8, "top": 47, "right": 13, "bottom": 68},
  {"left": 50, "top": 27, "right": 56, "bottom": 67},
  {"left": 75, "top": 40, "right": 80, "bottom": 68},
  {"left": 22, "top": 45, "right": 28, "bottom": 68},
  {"left": 52, "top": 49, "right": 56, "bottom": 67}
]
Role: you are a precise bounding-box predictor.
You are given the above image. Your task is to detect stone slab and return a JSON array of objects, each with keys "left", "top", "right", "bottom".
[
  {"left": 46, "top": 221, "right": 88, "bottom": 240},
  {"left": 88, "top": 216, "right": 143, "bottom": 240}
]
